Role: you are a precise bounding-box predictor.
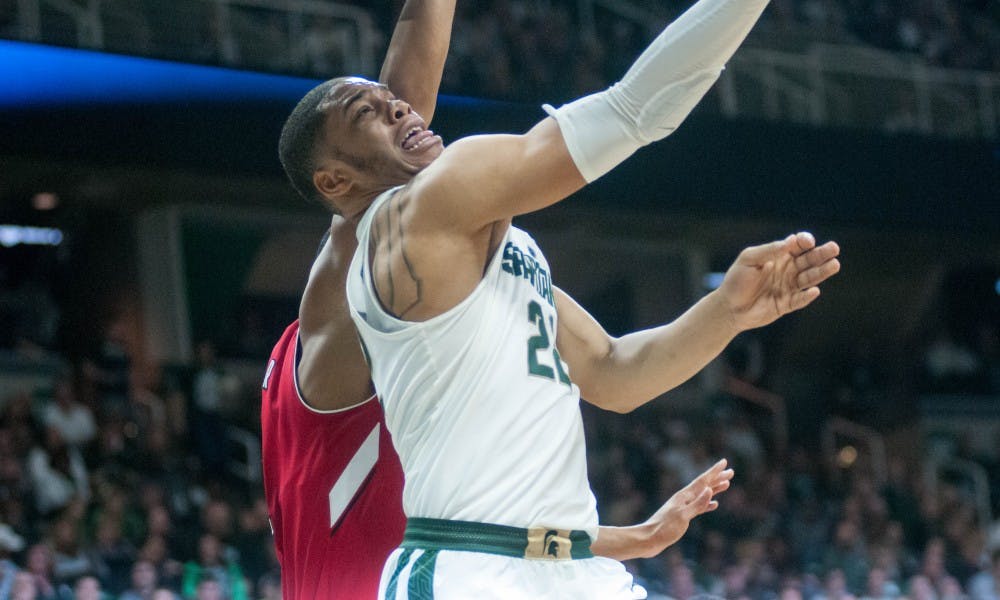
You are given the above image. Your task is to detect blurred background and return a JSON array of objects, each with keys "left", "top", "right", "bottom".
[{"left": 0, "top": 0, "right": 998, "bottom": 599}]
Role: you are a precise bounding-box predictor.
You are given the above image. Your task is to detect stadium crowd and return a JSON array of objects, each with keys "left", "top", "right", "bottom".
[
  {"left": 421, "top": 0, "right": 1000, "bottom": 102},
  {"left": 1, "top": 283, "right": 998, "bottom": 599},
  {"left": 2, "top": 0, "right": 997, "bottom": 105}
]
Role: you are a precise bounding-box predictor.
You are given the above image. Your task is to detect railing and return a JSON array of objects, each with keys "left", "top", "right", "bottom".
[
  {"left": 578, "top": 0, "right": 999, "bottom": 139},
  {"left": 227, "top": 425, "right": 262, "bottom": 483},
  {"left": 723, "top": 375, "right": 788, "bottom": 457},
  {"left": 721, "top": 44, "right": 1000, "bottom": 139},
  {"left": 9, "top": 0, "right": 999, "bottom": 139},
  {"left": 821, "top": 417, "right": 888, "bottom": 485},
  {"left": 924, "top": 456, "right": 994, "bottom": 528},
  {"left": 10, "top": 0, "right": 379, "bottom": 76},
  {"left": 206, "top": 0, "right": 379, "bottom": 76}
]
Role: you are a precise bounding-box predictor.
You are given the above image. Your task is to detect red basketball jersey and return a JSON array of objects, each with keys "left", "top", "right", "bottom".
[{"left": 261, "top": 321, "right": 405, "bottom": 599}]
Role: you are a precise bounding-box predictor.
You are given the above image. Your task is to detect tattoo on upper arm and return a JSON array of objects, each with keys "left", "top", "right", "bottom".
[{"left": 369, "top": 193, "right": 423, "bottom": 319}]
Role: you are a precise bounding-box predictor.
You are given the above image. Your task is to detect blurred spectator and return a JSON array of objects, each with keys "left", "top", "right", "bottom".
[
  {"left": 302, "top": 15, "right": 356, "bottom": 77},
  {"left": 87, "top": 513, "right": 136, "bottom": 593},
  {"left": 181, "top": 534, "right": 247, "bottom": 600},
  {"left": 192, "top": 574, "right": 222, "bottom": 600},
  {"left": 23, "top": 543, "right": 58, "bottom": 600},
  {"left": 0, "top": 523, "right": 26, "bottom": 597},
  {"left": 11, "top": 570, "right": 40, "bottom": 600},
  {"left": 3, "top": 391, "right": 40, "bottom": 464},
  {"left": 72, "top": 574, "right": 102, "bottom": 600},
  {"left": 969, "top": 549, "right": 1000, "bottom": 600},
  {"left": 135, "top": 536, "right": 182, "bottom": 592},
  {"left": 50, "top": 515, "right": 93, "bottom": 585},
  {"left": 920, "top": 537, "right": 956, "bottom": 591},
  {"left": 908, "top": 573, "right": 939, "bottom": 600},
  {"left": 199, "top": 502, "right": 232, "bottom": 547},
  {"left": 668, "top": 561, "right": 704, "bottom": 599},
  {"left": 189, "top": 342, "right": 229, "bottom": 479},
  {"left": 822, "top": 519, "right": 870, "bottom": 592},
  {"left": 811, "top": 567, "right": 856, "bottom": 600},
  {"left": 859, "top": 566, "right": 902, "bottom": 599},
  {"left": 922, "top": 328, "right": 982, "bottom": 393},
  {"left": 232, "top": 498, "right": 273, "bottom": 581},
  {"left": 26, "top": 428, "right": 89, "bottom": 517},
  {"left": 255, "top": 572, "right": 280, "bottom": 600},
  {"left": 119, "top": 559, "right": 158, "bottom": 600},
  {"left": 41, "top": 378, "right": 97, "bottom": 449}
]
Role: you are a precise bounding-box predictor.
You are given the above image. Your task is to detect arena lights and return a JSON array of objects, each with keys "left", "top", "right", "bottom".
[
  {"left": 31, "top": 192, "right": 59, "bottom": 210},
  {"left": 0, "top": 39, "right": 502, "bottom": 110},
  {"left": 0, "top": 225, "right": 64, "bottom": 248},
  {"left": 837, "top": 445, "right": 858, "bottom": 468},
  {"left": 0, "top": 39, "right": 317, "bottom": 108}
]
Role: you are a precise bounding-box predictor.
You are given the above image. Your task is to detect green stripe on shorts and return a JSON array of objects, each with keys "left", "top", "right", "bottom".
[
  {"left": 384, "top": 548, "right": 413, "bottom": 600},
  {"left": 407, "top": 549, "right": 438, "bottom": 599}
]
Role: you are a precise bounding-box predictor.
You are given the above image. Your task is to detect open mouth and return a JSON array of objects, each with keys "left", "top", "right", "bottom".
[{"left": 401, "top": 126, "right": 436, "bottom": 151}]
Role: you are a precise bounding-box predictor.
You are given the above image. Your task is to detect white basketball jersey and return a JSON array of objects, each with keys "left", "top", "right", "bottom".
[{"left": 347, "top": 188, "right": 599, "bottom": 539}]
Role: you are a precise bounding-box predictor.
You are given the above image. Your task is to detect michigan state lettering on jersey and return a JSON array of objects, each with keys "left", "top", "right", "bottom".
[{"left": 501, "top": 241, "right": 554, "bottom": 307}]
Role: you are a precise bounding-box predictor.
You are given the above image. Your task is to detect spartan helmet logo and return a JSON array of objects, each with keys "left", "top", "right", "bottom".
[
  {"left": 525, "top": 526, "right": 572, "bottom": 559},
  {"left": 543, "top": 530, "right": 560, "bottom": 557}
]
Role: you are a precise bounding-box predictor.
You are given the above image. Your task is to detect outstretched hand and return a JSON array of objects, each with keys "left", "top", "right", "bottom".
[
  {"left": 719, "top": 232, "right": 840, "bottom": 332},
  {"left": 638, "top": 459, "right": 734, "bottom": 558}
]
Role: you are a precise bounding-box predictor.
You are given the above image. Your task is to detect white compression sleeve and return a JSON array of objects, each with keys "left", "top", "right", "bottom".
[{"left": 544, "top": 0, "right": 770, "bottom": 182}]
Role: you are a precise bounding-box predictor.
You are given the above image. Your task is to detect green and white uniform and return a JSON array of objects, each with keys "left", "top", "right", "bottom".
[{"left": 347, "top": 188, "right": 642, "bottom": 599}]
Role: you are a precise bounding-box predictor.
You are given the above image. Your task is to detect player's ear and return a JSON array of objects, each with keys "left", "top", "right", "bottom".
[{"left": 313, "top": 164, "right": 354, "bottom": 202}]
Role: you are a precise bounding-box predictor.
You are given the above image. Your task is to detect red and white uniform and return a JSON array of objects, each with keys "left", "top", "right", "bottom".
[{"left": 261, "top": 321, "right": 405, "bottom": 600}]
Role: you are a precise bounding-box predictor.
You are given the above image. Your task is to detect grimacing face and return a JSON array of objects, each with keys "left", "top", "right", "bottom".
[{"left": 316, "top": 78, "right": 444, "bottom": 194}]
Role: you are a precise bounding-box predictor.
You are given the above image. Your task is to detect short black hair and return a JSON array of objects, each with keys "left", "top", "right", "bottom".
[{"left": 278, "top": 78, "right": 342, "bottom": 206}]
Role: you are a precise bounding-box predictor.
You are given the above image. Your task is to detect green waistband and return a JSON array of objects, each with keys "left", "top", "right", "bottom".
[{"left": 402, "top": 517, "right": 593, "bottom": 560}]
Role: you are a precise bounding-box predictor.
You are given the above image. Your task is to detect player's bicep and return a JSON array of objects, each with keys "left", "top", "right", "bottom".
[
  {"left": 412, "top": 118, "right": 586, "bottom": 232},
  {"left": 553, "top": 287, "right": 617, "bottom": 407}
]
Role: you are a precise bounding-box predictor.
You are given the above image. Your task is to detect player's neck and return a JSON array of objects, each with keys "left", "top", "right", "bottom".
[{"left": 337, "top": 185, "right": 396, "bottom": 223}]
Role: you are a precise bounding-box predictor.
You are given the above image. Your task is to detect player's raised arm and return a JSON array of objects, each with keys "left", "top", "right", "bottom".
[
  {"left": 411, "top": 0, "right": 771, "bottom": 231},
  {"left": 555, "top": 233, "right": 841, "bottom": 414},
  {"left": 379, "top": 0, "right": 456, "bottom": 125},
  {"left": 295, "top": 0, "right": 458, "bottom": 410}
]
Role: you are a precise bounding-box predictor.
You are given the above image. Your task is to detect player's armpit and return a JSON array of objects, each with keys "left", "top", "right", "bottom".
[
  {"left": 407, "top": 118, "right": 587, "bottom": 234},
  {"left": 297, "top": 221, "right": 374, "bottom": 411},
  {"left": 552, "top": 287, "right": 621, "bottom": 411}
]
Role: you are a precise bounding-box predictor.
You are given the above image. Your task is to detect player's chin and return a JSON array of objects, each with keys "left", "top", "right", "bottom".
[{"left": 402, "top": 140, "right": 444, "bottom": 171}]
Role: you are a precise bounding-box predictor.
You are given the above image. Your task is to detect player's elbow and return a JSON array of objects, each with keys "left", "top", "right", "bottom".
[
  {"left": 576, "top": 341, "right": 643, "bottom": 413},
  {"left": 579, "top": 380, "right": 642, "bottom": 414}
]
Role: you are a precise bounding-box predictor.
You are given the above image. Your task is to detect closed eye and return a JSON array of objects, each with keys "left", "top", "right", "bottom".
[{"left": 355, "top": 105, "right": 373, "bottom": 121}]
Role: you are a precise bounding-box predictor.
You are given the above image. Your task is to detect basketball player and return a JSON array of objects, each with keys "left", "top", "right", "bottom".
[
  {"left": 278, "top": 0, "right": 842, "bottom": 594},
  {"left": 262, "top": 1, "right": 734, "bottom": 598}
]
